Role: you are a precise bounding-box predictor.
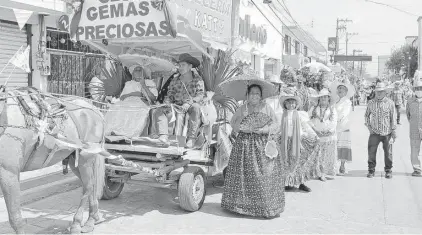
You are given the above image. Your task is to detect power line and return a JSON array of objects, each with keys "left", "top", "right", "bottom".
[
  {"left": 277, "top": 0, "right": 325, "bottom": 50},
  {"left": 363, "top": 0, "right": 419, "bottom": 17},
  {"left": 249, "top": 0, "right": 311, "bottom": 58}
]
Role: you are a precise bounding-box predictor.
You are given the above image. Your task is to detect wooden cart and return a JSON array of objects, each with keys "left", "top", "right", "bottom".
[{"left": 101, "top": 119, "right": 230, "bottom": 212}]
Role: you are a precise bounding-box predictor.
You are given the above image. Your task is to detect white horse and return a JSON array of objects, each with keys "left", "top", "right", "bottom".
[{"left": 0, "top": 87, "right": 105, "bottom": 234}]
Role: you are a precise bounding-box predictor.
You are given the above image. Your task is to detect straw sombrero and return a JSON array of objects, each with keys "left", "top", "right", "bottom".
[{"left": 279, "top": 87, "right": 302, "bottom": 109}]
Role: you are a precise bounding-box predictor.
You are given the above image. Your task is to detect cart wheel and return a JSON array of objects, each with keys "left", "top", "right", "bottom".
[
  {"left": 101, "top": 175, "right": 125, "bottom": 200},
  {"left": 178, "top": 166, "right": 206, "bottom": 212}
]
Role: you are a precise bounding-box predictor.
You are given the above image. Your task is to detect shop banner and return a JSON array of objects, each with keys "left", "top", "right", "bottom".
[
  {"left": 171, "top": 0, "right": 233, "bottom": 45},
  {"left": 59, "top": 0, "right": 173, "bottom": 41},
  {"left": 57, "top": 0, "right": 232, "bottom": 46}
]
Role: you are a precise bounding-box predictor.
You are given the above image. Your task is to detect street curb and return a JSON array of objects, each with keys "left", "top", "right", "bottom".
[
  {"left": 0, "top": 171, "right": 81, "bottom": 206},
  {"left": 21, "top": 174, "right": 81, "bottom": 205}
]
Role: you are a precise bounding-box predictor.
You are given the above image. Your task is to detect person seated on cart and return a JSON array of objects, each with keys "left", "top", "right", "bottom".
[
  {"left": 104, "top": 65, "right": 158, "bottom": 138},
  {"left": 153, "top": 53, "right": 205, "bottom": 148}
]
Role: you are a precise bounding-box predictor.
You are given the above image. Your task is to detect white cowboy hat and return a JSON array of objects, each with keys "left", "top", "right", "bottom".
[
  {"left": 310, "top": 88, "right": 335, "bottom": 105},
  {"left": 279, "top": 87, "right": 302, "bottom": 109},
  {"left": 374, "top": 82, "right": 393, "bottom": 92},
  {"left": 330, "top": 80, "right": 356, "bottom": 99}
]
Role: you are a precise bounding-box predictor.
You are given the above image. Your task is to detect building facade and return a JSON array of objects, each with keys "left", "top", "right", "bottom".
[
  {"left": 0, "top": 0, "right": 68, "bottom": 90},
  {"left": 232, "top": 0, "right": 283, "bottom": 79},
  {"left": 0, "top": 0, "right": 108, "bottom": 96},
  {"left": 282, "top": 26, "right": 327, "bottom": 69}
]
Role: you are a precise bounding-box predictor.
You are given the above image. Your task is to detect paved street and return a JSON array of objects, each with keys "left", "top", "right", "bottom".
[{"left": 1, "top": 106, "right": 422, "bottom": 234}]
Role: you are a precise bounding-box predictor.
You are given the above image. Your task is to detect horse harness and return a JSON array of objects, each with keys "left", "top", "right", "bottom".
[{"left": 0, "top": 87, "right": 68, "bottom": 141}]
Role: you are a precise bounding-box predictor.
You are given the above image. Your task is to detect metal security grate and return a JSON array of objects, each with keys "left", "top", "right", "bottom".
[{"left": 46, "top": 28, "right": 105, "bottom": 97}]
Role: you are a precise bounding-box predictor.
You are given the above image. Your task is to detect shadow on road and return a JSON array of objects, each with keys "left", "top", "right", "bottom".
[
  {"left": 200, "top": 202, "right": 279, "bottom": 220},
  {"left": 0, "top": 209, "right": 74, "bottom": 234},
  {"left": 344, "top": 170, "right": 414, "bottom": 178},
  {"left": 5, "top": 175, "right": 227, "bottom": 233}
]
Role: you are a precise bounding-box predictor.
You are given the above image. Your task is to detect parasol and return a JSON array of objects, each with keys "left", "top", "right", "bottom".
[
  {"left": 304, "top": 62, "right": 332, "bottom": 73},
  {"left": 118, "top": 53, "right": 176, "bottom": 72},
  {"left": 218, "top": 73, "right": 277, "bottom": 100}
]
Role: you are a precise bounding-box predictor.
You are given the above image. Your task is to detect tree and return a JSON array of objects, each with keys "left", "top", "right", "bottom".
[{"left": 386, "top": 44, "right": 418, "bottom": 79}]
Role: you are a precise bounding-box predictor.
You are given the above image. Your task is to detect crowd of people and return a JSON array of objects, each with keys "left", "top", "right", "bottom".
[
  {"left": 90, "top": 53, "right": 421, "bottom": 220},
  {"left": 222, "top": 73, "right": 356, "bottom": 218},
  {"left": 221, "top": 71, "right": 422, "bottom": 219}
]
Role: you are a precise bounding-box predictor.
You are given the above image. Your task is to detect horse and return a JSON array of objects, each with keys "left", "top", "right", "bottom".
[{"left": 0, "top": 87, "right": 106, "bottom": 234}]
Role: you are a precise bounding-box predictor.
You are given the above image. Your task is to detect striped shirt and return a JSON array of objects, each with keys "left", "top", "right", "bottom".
[
  {"left": 406, "top": 97, "right": 422, "bottom": 139},
  {"left": 365, "top": 97, "right": 396, "bottom": 136}
]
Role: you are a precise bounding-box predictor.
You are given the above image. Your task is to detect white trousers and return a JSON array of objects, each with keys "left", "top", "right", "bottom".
[{"left": 410, "top": 139, "right": 422, "bottom": 172}]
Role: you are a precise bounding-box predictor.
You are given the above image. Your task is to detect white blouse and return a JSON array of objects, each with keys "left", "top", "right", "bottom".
[
  {"left": 334, "top": 97, "right": 352, "bottom": 132},
  {"left": 309, "top": 106, "right": 338, "bottom": 133}
]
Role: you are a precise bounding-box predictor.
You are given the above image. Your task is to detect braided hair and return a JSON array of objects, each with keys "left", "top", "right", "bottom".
[{"left": 311, "top": 96, "right": 335, "bottom": 122}]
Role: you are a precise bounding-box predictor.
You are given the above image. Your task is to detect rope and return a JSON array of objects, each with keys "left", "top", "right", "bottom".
[{"left": 1, "top": 91, "right": 174, "bottom": 112}]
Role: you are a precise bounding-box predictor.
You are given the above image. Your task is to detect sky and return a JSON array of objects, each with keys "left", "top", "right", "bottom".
[{"left": 282, "top": 0, "right": 422, "bottom": 77}]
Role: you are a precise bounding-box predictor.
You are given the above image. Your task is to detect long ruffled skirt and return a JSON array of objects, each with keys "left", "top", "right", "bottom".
[
  {"left": 282, "top": 135, "right": 319, "bottom": 187},
  {"left": 222, "top": 132, "right": 285, "bottom": 217},
  {"left": 314, "top": 136, "right": 337, "bottom": 177}
]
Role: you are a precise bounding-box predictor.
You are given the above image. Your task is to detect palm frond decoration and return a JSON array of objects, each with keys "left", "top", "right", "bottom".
[
  {"left": 86, "top": 60, "right": 129, "bottom": 101},
  {"left": 198, "top": 49, "right": 244, "bottom": 114}
]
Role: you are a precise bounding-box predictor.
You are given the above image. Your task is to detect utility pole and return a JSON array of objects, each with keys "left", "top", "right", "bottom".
[
  {"left": 335, "top": 18, "right": 352, "bottom": 55},
  {"left": 352, "top": 49, "right": 362, "bottom": 70},
  {"left": 346, "top": 32, "right": 358, "bottom": 56},
  {"left": 345, "top": 32, "right": 358, "bottom": 70}
]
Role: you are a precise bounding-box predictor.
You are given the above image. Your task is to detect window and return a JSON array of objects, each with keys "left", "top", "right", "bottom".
[
  {"left": 304, "top": 46, "right": 308, "bottom": 57},
  {"left": 295, "top": 40, "right": 301, "bottom": 55},
  {"left": 284, "top": 35, "right": 291, "bottom": 54}
]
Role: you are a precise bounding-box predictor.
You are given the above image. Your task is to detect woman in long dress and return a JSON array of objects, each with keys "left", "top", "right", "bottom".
[
  {"left": 222, "top": 84, "right": 285, "bottom": 218},
  {"left": 330, "top": 81, "right": 354, "bottom": 175},
  {"left": 277, "top": 87, "right": 319, "bottom": 192},
  {"left": 104, "top": 65, "right": 157, "bottom": 138},
  {"left": 309, "top": 88, "right": 338, "bottom": 181}
]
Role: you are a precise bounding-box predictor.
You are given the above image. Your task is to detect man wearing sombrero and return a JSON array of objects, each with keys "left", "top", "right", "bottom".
[
  {"left": 365, "top": 82, "right": 396, "bottom": 179},
  {"left": 153, "top": 53, "right": 205, "bottom": 148},
  {"left": 405, "top": 80, "right": 422, "bottom": 177},
  {"left": 390, "top": 81, "right": 405, "bottom": 124}
]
